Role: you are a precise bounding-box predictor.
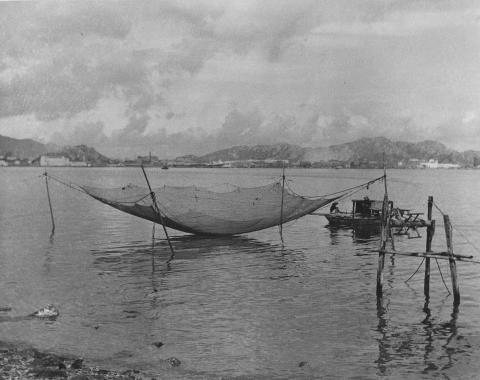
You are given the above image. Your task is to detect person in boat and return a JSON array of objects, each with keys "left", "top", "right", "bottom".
[{"left": 330, "top": 202, "right": 340, "bottom": 213}]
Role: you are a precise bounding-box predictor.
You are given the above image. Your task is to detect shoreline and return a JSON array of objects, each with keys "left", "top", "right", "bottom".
[{"left": 0, "top": 339, "right": 180, "bottom": 380}]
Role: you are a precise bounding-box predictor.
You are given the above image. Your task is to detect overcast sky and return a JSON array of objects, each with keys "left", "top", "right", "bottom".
[{"left": 0, "top": 0, "right": 479, "bottom": 158}]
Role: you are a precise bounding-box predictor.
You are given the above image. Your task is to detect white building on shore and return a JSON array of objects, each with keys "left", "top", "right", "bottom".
[{"left": 420, "top": 159, "right": 460, "bottom": 169}]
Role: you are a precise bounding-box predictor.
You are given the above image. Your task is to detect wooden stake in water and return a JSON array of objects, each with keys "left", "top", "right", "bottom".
[
  {"left": 424, "top": 196, "right": 434, "bottom": 300},
  {"left": 279, "top": 163, "right": 286, "bottom": 244},
  {"left": 140, "top": 165, "right": 175, "bottom": 260},
  {"left": 444, "top": 214, "right": 460, "bottom": 306},
  {"left": 377, "top": 163, "right": 388, "bottom": 298},
  {"left": 44, "top": 171, "right": 55, "bottom": 234}
]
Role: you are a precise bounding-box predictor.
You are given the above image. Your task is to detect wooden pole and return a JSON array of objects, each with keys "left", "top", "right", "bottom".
[
  {"left": 140, "top": 165, "right": 175, "bottom": 260},
  {"left": 44, "top": 171, "right": 55, "bottom": 234},
  {"left": 444, "top": 215, "right": 460, "bottom": 306},
  {"left": 424, "top": 196, "right": 434, "bottom": 300},
  {"left": 377, "top": 161, "right": 388, "bottom": 297},
  {"left": 279, "top": 163, "right": 286, "bottom": 244},
  {"left": 382, "top": 250, "right": 472, "bottom": 261}
]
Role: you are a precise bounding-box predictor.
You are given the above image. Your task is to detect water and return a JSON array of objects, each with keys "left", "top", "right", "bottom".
[{"left": 1, "top": 167, "right": 480, "bottom": 379}]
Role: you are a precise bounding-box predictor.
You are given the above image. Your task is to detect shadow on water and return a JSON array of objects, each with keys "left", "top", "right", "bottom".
[
  {"left": 375, "top": 298, "right": 472, "bottom": 377},
  {"left": 89, "top": 234, "right": 302, "bottom": 283}
]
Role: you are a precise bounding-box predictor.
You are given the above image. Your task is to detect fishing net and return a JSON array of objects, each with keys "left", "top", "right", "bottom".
[{"left": 82, "top": 182, "right": 336, "bottom": 235}]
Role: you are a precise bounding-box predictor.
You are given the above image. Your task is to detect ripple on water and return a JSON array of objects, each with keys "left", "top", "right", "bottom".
[{"left": 2, "top": 168, "right": 480, "bottom": 378}]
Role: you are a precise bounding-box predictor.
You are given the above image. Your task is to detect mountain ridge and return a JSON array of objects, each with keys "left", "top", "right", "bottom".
[{"left": 1, "top": 134, "right": 479, "bottom": 166}]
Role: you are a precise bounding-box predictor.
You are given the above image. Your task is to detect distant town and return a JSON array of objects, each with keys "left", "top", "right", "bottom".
[
  {"left": 1, "top": 135, "right": 479, "bottom": 169},
  {"left": 0, "top": 152, "right": 474, "bottom": 169}
]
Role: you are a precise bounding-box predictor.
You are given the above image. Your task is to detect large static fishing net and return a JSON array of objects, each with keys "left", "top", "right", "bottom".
[{"left": 81, "top": 182, "right": 338, "bottom": 236}]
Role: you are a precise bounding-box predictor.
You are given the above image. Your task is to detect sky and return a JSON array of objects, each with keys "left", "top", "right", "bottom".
[{"left": 0, "top": 0, "right": 479, "bottom": 158}]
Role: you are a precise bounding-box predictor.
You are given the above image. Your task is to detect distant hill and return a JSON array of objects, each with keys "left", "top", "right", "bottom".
[
  {"left": 0, "top": 135, "right": 111, "bottom": 165},
  {"left": 196, "top": 137, "right": 480, "bottom": 167},
  {"left": 199, "top": 143, "right": 306, "bottom": 163},
  {"left": 59, "top": 144, "right": 111, "bottom": 165},
  {"left": 1, "top": 134, "right": 479, "bottom": 167},
  {"left": 0, "top": 134, "right": 58, "bottom": 158}
]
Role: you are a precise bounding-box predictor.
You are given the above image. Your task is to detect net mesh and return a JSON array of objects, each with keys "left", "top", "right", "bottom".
[{"left": 82, "top": 182, "right": 335, "bottom": 235}]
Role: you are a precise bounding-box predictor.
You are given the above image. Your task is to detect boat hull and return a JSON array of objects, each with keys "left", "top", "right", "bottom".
[{"left": 325, "top": 213, "right": 381, "bottom": 228}]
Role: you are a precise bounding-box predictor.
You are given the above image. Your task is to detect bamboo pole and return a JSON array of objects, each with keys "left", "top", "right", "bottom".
[
  {"left": 444, "top": 215, "right": 460, "bottom": 306},
  {"left": 44, "top": 171, "right": 55, "bottom": 234},
  {"left": 140, "top": 164, "right": 175, "bottom": 260},
  {"left": 424, "top": 196, "right": 434, "bottom": 299}
]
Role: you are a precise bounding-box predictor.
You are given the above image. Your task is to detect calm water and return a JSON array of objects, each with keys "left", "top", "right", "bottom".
[{"left": 1, "top": 168, "right": 480, "bottom": 379}]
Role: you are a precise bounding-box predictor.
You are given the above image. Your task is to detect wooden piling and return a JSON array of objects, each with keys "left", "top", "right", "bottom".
[
  {"left": 377, "top": 166, "right": 388, "bottom": 298},
  {"left": 424, "top": 196, "right": 434, "bottom": 299},
  {"left": 444, "top": 215, "right": 460, "bottom": 306},
  {"left": 44, "top": 171, "right": 55, "bottom": 234}
]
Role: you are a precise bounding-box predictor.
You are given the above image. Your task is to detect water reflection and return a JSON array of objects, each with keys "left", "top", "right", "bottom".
[
  {"left": 376, "top": 299, "right": 470, "bottom": 376},
  {"left": 90, "top": 234, "right": 302, "bottom": 289},
  {"left": 326, "top": 225, "right": 380, "bottom": 245}
]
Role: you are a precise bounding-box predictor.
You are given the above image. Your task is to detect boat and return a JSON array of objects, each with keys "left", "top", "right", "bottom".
[{"left": 324, "top": 198, "right": 427, "bottom": 232}]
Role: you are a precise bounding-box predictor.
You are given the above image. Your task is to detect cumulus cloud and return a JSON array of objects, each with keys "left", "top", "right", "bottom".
[{"left": 1, "top": 0, "right": 480, "bottom": 155}]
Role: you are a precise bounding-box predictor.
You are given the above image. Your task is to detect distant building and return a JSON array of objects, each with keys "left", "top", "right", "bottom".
[
  {"left": 39, "top": 154, "right": 71, "bottom": 167},
  {"left": 420, "top": 159, "right": 460, "bottom": 169}
]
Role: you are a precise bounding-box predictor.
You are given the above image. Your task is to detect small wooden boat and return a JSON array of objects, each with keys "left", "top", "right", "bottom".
[{"left": 324, "top": 198, "right": 427, "bottom": 234}]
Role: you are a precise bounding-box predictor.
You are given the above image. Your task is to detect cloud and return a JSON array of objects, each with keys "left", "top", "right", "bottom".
[
  {"left": 50, "top": 121, "right": 108, "bottom": 146},
  {"left": 1, "top": 0, "right": 480, "bottom": 154}
]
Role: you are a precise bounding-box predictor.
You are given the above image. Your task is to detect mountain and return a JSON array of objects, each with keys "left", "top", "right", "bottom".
[
  {"left": 1, "top": 133, "right": 479, "bottom": 167},
  {"left": 0, "top": 134, "right": 58, "bottom": 158},
  {"left": 199, "top": 143, "right": 307, "bottom": 162},
  {"left": 59, "top": 144, "right": 111, "bottom": 165},
  {"left": 0, "top": 135, "right": 111, "bottom": 165},
  {"left": 196, "top": 137, "right": 480, "bottom": 167}
]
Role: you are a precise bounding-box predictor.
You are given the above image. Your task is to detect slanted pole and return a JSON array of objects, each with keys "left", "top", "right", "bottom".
[
  {"left": 444, "top": 215, "right": 460, "bottom": 306},
  {"left": 141, "top": 165, "right": 175, "bottom": 260},
  {"left": 424, "top": 196, "right": 434, "bottom": 300},
  {"left": 44, "top": 171, "right": 55, "bottom": 234}
]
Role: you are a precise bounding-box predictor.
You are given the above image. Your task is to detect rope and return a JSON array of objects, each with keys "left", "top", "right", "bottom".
[
  {"left": 42, "top": 173, "right": 86, "bottom": 194},
  {"left": 435, "top": 258, "right": 451, "bottom": 294},
  {"left": 44, "top": 173, "right": 156, "bottom": 205},
  {"left": 433, "top": 200, "right": 480, "bottom": 257},
  {"left": 432, "top": 200, "right": 446, "bottom": 216},
  {"left": 404, "top": 257, "right": 425, "bottom": 283},
  {"left": 450, "top": 225, "right": 480, "bottom": 256},
  {"left": 285, "top": 174, "right": 385, "bottom": 201}
]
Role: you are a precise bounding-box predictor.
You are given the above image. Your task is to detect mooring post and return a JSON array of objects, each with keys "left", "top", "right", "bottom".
[
  {"left": 424, "top": 196, "right": 434, "bottom": 299},
  {"left": 44, "top": 171, "right": 55, "bottom": 234},
  {"left": 444, "top": 214, "right": 460, "bottom": 306}
]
